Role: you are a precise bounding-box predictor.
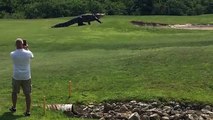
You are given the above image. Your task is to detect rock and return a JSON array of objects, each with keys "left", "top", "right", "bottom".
[
  {"left": 120, "top": 105, "right": 129, "bottom": 113},
  {"left": 88, "top": 104, "right": 94, "bottom": 108},
  {"left": 201, "top": 109, "right": 213, "bottom": 115},
  {"left": 90, "top": 112, "right": 101, "bottom": 119},
  {"left": 103, "top": 103, "right": 113, "bottom": 113},
  {"left": 83, "top": 106, "right": 88, "bottom": 111},
  {"left": 201, "top": 113, "right": 210, "bottom": 119},
  {"left": 150, "top": 113, "right": 160, "bottom": 120},
  {"left": 192, "top": 114, "right": 199, "bottom": 120},
  {"left": 161, "top": 116, "right": 169, "bottom": 120},
  {"left": 169, "top": 115, "right": 175, "bottom": 120},
  {"left": 143, "top": 106, "right": 151, "bottom": 111},
  {"left": 132, "top": 108, "right": 141, "bottom": 113},
  {"left": 198, "top": 116, "right": 204, "bottom": 120},
  {"left": 151, "top": 102, "right": 158, "bottom": 107},
  {"left": 104, "top": 114, "right": 113, "bottom": 120},
  {"left": 112, "top": 103, "right": 117, "bottom": 107},
  {"left": 147, "top": 108, "right": 158, "bottom": 112},
  {"left": 204, "top": 105, "right": 212, "bottom": 111},
  {"left": 108, "top": 110, "right": 116, "bottom": 115},
  {"left": 163, "top": 106, "right": 172, "bottom": 113},
  {"left": 187, "top": 113, "right": 200, "bottom": 120},
  {"left": 130, "top": 100, "right": 137, "bottom": 104},
  {"left": 168, "top": 101, "right": 176, "bottom": 106},
  {"left": 142, "top": 115, "right": 150, "bottom": 120},
  {"left": 151, "top": 109, "right": 165, "bottom": 116},
  {"left": 99, "top": 117, "right": 105, "bottom": 120},
  {"left": 170, "top": 113, "right": 181, "bottom": 120},
  {"left": 187, "top": 114, "right": 194, "bottom": 120},
  {"left": 186, "top": 110, "right": 196, "bottom": 114},
  {"left": 128, "top": 112, "right": 141, "bottom": 120},
  {"left": 138, "top": 102, "right": 149, "bottom": 107},
  {"left": 115, "top": 113, "right": 129, "bottom": 120},
  {"left": 174, "top": 104, "right": 181, "bottom": 110}
]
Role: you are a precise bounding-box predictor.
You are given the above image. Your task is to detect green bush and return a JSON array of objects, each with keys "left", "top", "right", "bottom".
[{"left": 0, "top": 0, "right": 212, "bottom": 18}]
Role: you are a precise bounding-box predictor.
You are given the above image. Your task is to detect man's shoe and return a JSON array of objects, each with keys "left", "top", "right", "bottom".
[
  {"left": 24, "top": 112, "right": 31, "bottom": 117},
  {"left": 9, "top": 107, "right": 16, "bottom": 112}
]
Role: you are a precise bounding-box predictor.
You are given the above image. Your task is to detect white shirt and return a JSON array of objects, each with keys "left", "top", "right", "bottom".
[{"left": 10, "top": 49, "right": 34, "bottom": 80}]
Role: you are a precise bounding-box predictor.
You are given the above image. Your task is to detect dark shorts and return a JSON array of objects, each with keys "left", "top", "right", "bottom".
[{"left": 12, "top": 78, "right": 31, "bottom": 94}]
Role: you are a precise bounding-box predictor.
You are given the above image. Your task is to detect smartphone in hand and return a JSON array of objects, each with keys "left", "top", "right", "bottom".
[{"left": 23, "top": 40, "right": 27, "bottom": 46}]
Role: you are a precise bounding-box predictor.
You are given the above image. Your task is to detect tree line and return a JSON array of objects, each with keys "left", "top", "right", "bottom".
[{"left": 0, "top": 0, "right": 212, "bottom": 19}]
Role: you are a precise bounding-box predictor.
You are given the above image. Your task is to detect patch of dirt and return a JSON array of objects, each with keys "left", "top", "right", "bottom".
[{"left": 131, "top": 21, "right": 213, "bottom": 30}]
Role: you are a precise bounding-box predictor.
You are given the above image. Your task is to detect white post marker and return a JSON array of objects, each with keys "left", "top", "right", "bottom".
[
  {"left": 43, "top": 96, "right": 46, "bottom": 115},
  {"left": 69, "top": 81, "right": 72, "bottom": 97}
]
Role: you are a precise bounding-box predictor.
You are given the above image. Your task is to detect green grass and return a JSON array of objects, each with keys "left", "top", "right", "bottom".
[{"left": 0, "top": 14, "right": 213, "bottom": 119}]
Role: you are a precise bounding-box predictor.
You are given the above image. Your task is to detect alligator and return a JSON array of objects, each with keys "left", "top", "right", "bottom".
[{"left": 52, "top": 13, "right": 104, "bottom": 28}]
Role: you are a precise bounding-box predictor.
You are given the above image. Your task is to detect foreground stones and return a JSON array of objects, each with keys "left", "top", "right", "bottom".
[{"left": 64, "top": 100, "right": 213, "bottom": 120}]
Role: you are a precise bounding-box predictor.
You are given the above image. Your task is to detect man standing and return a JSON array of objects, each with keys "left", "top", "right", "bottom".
[{"left": 10, "top": 38, "right": 34, "bottom": 116}]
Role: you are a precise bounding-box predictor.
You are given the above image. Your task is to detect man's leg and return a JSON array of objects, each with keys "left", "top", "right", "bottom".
[
  {"left": 22, "top": 79, "right": 31, "bottom": 116},
  {"left": 9, "top": 92, "right": 17, "bottom": 112},
  {"left": 12, "top": 92, "right": 17, "bottom": 108},
  {"left": 10, "top": 78, "right": 20, "bottom": 112},
  {"left": 25, "top": 93, "right": 31, "bottom": 112}
]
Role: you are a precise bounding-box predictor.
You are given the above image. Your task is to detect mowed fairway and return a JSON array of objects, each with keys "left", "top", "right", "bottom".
[{"left": 0, "top": 15, "right": 213, "bottom": 119}]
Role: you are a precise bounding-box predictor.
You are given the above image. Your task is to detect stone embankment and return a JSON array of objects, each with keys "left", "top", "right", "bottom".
[{"left": 65, "top": 100, "right": 213, "bottom": 120}]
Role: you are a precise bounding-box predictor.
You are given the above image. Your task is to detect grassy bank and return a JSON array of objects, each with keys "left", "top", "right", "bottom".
[{"left": 0, "top": 14, "right": 212, "bottom": 119}]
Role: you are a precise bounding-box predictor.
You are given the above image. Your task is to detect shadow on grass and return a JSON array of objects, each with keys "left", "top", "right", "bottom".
[{"left": 0, "top": 112, "right": 23, "bottom": 120}]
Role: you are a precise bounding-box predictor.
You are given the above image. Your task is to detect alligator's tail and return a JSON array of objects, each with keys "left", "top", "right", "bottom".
[{"left": 51, "top": 18, "right": 77, "bottom": 28}]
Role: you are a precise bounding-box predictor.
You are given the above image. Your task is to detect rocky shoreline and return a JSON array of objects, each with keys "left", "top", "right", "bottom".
[{"left": 64, "top": 100, "right": 213, "bottom": 120}]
